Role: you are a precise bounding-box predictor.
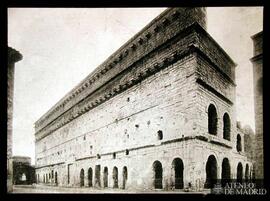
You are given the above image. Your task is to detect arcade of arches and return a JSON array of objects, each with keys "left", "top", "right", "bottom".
[{"left": 35, "top": 155, "right": 252, "bottom": 189}]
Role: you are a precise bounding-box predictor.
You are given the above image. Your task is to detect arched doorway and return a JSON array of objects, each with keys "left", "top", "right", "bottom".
[
  {"left": 172, "top": 158, "right": 184, "bottom": 189},
  {"left": 80, "top": 169, "right": 85, "bottom": 187},
  {"left": 113, "top": 167, "right": 118, "bottom": 188},
  {"left": 103, "top": 167, "right": 108, "bottom": 188},
  {"left": 88, "top": 167, "right": 93, "bottom": 187},
  {"left": 237, "top": 162, "right": 243, "bottom": 183},
  {"left": 208, "top": 104, "right": 218, "bottom": 135},
  {"left": 122, "top": 166, "right": 128, "bottom": 189},
  {"left": 205, "top": 155, "right": 217, "bottom": 188},
  {"left": 245, "top": 164, "right": 249, "bottom": 181},
  {"left": 153, "top": 160, "right": 163, "bottom": 189},
  {"left": 55, "top": 172, "right": 58, "bottom": 185},
  {"left": 221, "top": 158, "right": 231, "bottom": 187}
]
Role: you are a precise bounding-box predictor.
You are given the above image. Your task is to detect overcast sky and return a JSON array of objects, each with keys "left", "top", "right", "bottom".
[{"left": 8, "top": 7, "right": 263, "bottom": 164}]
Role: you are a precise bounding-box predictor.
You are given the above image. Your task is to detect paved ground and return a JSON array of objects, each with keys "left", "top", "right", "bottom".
[{"left": 12, "top": 185, "right": 210, "bottom": 194}]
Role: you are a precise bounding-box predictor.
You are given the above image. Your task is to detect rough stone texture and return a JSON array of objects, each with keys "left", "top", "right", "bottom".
[
  {"left": 35, "top": 8, "right": 251, "bottom": 191},
  {"left": 7, "top": 47, "right": 22, "bottom": 192},
  {"left": 251, "top": 31, "right": 263, "bottom": 180}
]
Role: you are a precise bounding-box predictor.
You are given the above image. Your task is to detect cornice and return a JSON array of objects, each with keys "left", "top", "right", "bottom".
[{"left": 35, "top": 7, "right": 207, "bottom": 132}]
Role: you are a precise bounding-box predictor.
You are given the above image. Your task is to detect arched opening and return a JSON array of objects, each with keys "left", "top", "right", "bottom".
[
  {"left": 205, "top": 155, "right": 217, "bottom": 188},
  {"left": 208, "top": 104, "right": 218, "bottom": 135},
  {"left": 55, "top": 172, "right": 58, "bottom": 185},
  {"left": 103, "top": 167, "right": 108, "bottom": 188},
  {"left": 113, "top": 167, "right": 118, "bottom": 188},
  {"left": 43, "top": 175, "right": 45, "bottom": 183},
  {"left": 223, "top": 113, "right": 231, "bottom": 140},
  {"left": 46, "top": 174, "right": 48, "bottom": 184},
  {"left": 245, "top": 164, "right": 249, "bottom": 181},
  {"left": 236, "top": 134, "right": 242, "bottom": 152},
  {"left": 172, "top": 158, "right": 184, "bottom": 189},
  {"left": 153, "top": 160, "right": 163, "bottom": 189},
  {"left": 80, "top": 169, "right": 85, "bottom": 187},
  {"left": 122, "top": 166, "right": 128, "bottom": 189},
  {"left": 221, "top": 158, "right": 231, "bottom": 187},
  {"left": 88, "top": 167, "right": 93, "bottom": 187},
  {"left": 157, "top": 130, "right": 163, "bottom": 140},
  {"left": 237, "top": 162, "right": 243, "bottom": 183},
  {"left": 95, "top": 165, "right": 101, "bottom": 187}
]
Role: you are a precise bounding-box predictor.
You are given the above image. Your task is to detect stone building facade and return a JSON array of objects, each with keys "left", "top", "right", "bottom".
[
  {"left": 250, "top": 31, "right": 263, "bottom": 180},
  {"left": 8, "top": 47, "right": 22, "bottom": 192},
  {"left": 34, "top": 8, "right": 252, "bottom": 191}
]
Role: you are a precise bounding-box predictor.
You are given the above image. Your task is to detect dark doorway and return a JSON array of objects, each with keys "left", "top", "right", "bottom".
[
  {"left": 113, "top": 167, "right": 118, "bottom": 188},
  {"left": 237, "top": 162, "right": 243, "bottom": 183},
  {"left": 172, "top": 158, "right": 184, "bottom": 189},
  {"left": 122, "top": 166, "right": 128, "bottom": 189},
  {"left": 245, "top": 164, "right": 249, "bottom": 181},
  {"left": 67, "top": 164, "right": 72, "bottom": 184},
  {"left": 221, "top": 158, "right": 231, "bottom": 187},
  {"left": 80, "top": 169, "right": 85, "bottom": 187},
  {"left": 95, "top": 165, "right": 101, "bottom": 187},
  {"left": 205, "top": 155, "right": 217, "bottom": 188},
  {"left": 55, "top": 172, "right": 58, "bottom": 185},
  {"left": 103, "top": 167, "right": 108, "bottom": 188},
  {"left": 153, "top": 160, "right": 163, "bottom": 189},
  {"left": 88, "top": 167, "right": 93, "bottom": 187}
]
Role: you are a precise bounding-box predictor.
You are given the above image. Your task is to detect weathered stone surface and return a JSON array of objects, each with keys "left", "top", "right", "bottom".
[
  {"left": 35, "top": 8, "right": 252, "bottom": 191},
  {"left": 251, "top": 31, "right": 263, "bottom": 180}
]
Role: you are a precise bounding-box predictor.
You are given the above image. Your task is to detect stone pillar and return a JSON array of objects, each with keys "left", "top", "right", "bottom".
[
  {"left": 250, "top": 31, "right": 263, "bottom": 182},
  {"left": 7, "top": 47, "right": 22, "bottom": 192}
]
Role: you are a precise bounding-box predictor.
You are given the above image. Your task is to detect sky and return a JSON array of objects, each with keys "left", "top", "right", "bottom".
[{"left": 8, "top": 7, "right": 263, "bottom": 165}]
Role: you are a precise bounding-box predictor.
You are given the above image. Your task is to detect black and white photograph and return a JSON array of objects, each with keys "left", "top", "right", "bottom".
[{"left": 6, "top": 5, "right": 266, "bottom": 195}]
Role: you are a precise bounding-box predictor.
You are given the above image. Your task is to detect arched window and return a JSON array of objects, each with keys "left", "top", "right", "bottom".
[
  {"left": 208, "top": 104, "right": 218, "bottom": 135},
  {"left": 157, "top": 130, "right": 163, "bottom": 140},
  {"left": 153, "top": 161, "right": 163, "bottom": 189},
  {"left": 223, "top": 113, "right": 231, "bottom": 140},
  {"left": 236, "top": 134, "right": 242, "bottom": 152}
]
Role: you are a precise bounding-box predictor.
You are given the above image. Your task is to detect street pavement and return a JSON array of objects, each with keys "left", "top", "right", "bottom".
[{"left": 12, "top": 184, "right": 210, "bottom": 194}]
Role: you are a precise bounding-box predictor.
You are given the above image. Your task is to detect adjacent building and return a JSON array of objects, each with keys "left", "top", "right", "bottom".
[
  {"left": 7, "top": 47, "right": 22, "bottom": 192},
  {"left": 250, "top": 31, "right": 263, "bottom": 181},
  {"left": 34, "top": 8, "right": 253, "bottom": 191},
  {"left": 12, "top": 156, "right": 36, "bottom": 185}
]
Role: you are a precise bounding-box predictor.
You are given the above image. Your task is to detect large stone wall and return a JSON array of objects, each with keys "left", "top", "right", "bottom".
[{"left": 35, "top": 8, "right": 251, "bottom": 191}]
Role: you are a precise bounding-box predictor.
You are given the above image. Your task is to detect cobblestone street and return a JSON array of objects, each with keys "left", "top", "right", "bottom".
[{"left": 12, "top": 185, "right": 210, "bottom": 194}]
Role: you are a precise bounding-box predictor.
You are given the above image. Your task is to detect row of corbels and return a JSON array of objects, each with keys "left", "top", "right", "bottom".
[{"left": 36, "top": 10, "right": 181, "bottom": 130}]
